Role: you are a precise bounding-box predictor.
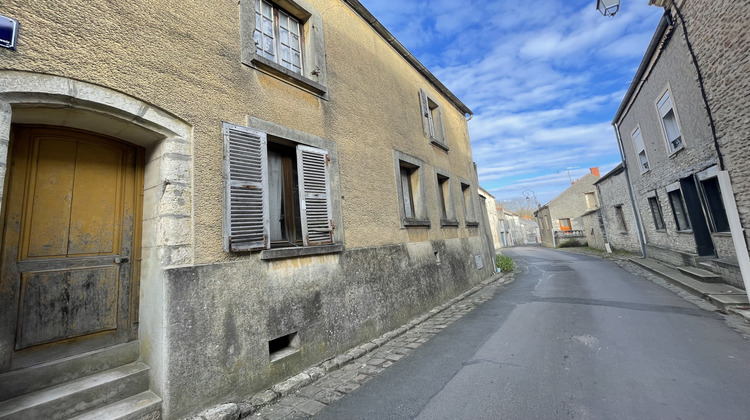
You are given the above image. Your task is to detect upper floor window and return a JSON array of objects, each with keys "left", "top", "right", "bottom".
[
  {"left": 657, "top": 89, "right": 684, "bottom": 154},
  {"left": 461, "top": 181, "right": 478, "bottom": 226},
  {"left": 254, "top": 0, "right": 303, "bottom": 74},
  {"left": 631, "top": 126, "right": 649, "bottom": 173},
  {"left": 584, "top": 192, "right": 597, "bottom": 209},
  {"left": 419, "top": 89, "right": 448, "bottom": 150},
  {"left": 223, "top": 122, "right": 337, "bottom": 252},
  {"left": 394, "top": 151, "right": 430, "bottom": 228},
  {"left": 241, "top": 0, "right": 328, "bottom": 96}
]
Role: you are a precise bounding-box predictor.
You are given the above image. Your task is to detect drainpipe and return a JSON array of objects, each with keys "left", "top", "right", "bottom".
[
  {"left": 717, "top": 172, "right": 750, "bottom": 301},
  {"left": 595, "top": 182, "right": 613, "bottom": 252},
  {"left": 613, "top": 122, "right": 646, "bottom": 258}
]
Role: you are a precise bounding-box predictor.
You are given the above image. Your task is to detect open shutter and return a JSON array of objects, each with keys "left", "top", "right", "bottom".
[
  {"left": 418, "top": 89, "right": 430, "bottom": 137},
  {"left": 296, "top": 145, "right": 333, "bottom": 245},
  {"left": 223, "top": 123, "right": 269, "bottom": 251}
]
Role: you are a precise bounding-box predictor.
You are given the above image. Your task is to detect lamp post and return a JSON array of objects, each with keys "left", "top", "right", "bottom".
[
  {"left": 596, "top": 0, "right": 620, "bottom": 16},
  {"left": 522, "top": 189, "right": 540, "bottom": 209}
]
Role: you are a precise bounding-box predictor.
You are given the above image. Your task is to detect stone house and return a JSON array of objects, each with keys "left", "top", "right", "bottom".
[
  {"left": 612, "top": 4, "right": 749, "bottom": 290},
  {"left": 536, "top": 168, "right": 601, "bottom": 247},
  {"left": 0, "top": 1, "right": 494, "bottom": 418},
  {"left": 582, "top": 164, "right": 642, "bottom": 254}
]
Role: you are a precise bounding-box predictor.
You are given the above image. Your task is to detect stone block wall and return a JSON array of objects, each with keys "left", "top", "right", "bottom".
[
  {"left": 674, "top": 0, "right": 750, "bottom": 256},
  {"left": 582, "top": 210, "right": 606, "bottom": 251},
  {"left": 595, "top": 168, "right": 642, "bottom": 254}
]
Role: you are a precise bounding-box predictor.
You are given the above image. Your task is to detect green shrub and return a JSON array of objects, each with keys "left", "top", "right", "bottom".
[
  {"left": 557, "top": 239, "right": 584, "bottom": 248},
  {"left": 496, "top": 254, "right": 514, "bottom": 272}
]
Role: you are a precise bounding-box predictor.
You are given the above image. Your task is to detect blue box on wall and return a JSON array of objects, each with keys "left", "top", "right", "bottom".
[{"left": 0, "top": 15, "right": 19, "bottom": 50}]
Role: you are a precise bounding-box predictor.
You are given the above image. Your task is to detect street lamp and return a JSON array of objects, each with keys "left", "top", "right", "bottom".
[
  {"left": 596, "top": 0, "right": 620, "bottom": 16},
  {"left": 522, "top": 189, "right": 540, "bottom": 209}
]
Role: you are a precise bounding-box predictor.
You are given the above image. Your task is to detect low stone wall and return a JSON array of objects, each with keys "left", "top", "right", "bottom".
[
  {"left": 159, "top": 237, "right": 492, "bottom": 418},
  {"left": 709, "top": 259, "right": 745, "bottom": 290},
  {"left": 646, "top": 244, "right": 698, "bottom": 268}
]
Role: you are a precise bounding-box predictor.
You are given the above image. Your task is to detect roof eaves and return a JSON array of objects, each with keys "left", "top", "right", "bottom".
[{"left": 341, "top": 0, "right": 473, "bottom": 116}]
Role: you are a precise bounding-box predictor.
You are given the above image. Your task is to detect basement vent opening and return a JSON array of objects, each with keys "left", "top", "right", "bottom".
[
  {"left": 435, "top": 251, "right": 441, "bottom": 265},
  {"left": 269, "top": 332, "right": 300, "bottom": 362}
]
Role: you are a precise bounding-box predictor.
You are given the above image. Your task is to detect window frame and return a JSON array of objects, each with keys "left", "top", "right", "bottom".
[
  {"left": 559, "top": 218, "right": 572, "bottom": 231},
  {"left": 696, "top": 166, "right": 730, "bottom": 233},
  {"left": 459, "top": 179, "right": 478, "bottom": 227},
  {"left": 223, "top": 119, "right": 343, "bottom": 258},
  {"left": 647, "top": 193, "right": 666, "bottom": 231},
  {"left": 434, "top": 168, "right": 459, "bottom": 227},
  {"left": 655, "top": 86, "right": 684, "bottom": 155},
  {"left": 666, "top": 182, "right": 692, "bottom": 232},
  {"left": 419, "top": 89, "right": 449, "bottom": 151},
  {"left": 614, "top": 205, "right": 628, "bottom": 233},
  {"left": 240, "top": 0, "right": 328, "bottom": 96},
  {"left": 393, "top": 150, "right": 430, "bottom": 228},
  {"left": 631, "top": 125, "right": 650, "bottom": 174},
  {"left": 254, "top": 0, "right": 304, "bottom": 75}
]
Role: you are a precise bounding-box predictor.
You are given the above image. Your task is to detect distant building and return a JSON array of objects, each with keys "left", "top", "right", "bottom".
[
  {"left": 536, "top": 168, "right": 601, "bottom": 247},
  {"left": 478, "top": 187, "right": 502, "bottom": 251}
]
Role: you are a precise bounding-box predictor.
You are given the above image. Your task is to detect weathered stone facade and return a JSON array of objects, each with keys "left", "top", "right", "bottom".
[
  {"left": 594, "top": 165, "right": 642, "bottom": 254},
  {"left": 582, "top": 209, "right": 606, "bottom": 251},
  {"left": 0, "top": 1, "right": 493, "bottom": 418},
  {"left": 613, "top": 7, "right": 747, "bottom": 280},
  {"left": 536, "top": 170, "right": 600, "bottom": 247}
]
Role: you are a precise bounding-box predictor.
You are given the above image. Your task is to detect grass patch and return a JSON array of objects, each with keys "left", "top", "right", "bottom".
[{"left": 557, "top": 239, "right": 585, "bottom": 248}]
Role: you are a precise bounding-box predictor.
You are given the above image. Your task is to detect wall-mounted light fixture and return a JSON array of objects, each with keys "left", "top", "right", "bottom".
[{"left": 596, "top": 0, "right": 620, "bottom": 16}]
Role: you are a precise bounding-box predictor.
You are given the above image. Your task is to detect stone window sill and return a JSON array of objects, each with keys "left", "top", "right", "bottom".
[
  {"left": 403, "top": 218, "right": 431, "bottom": 228},
  {"left": 465, "top": 221, "right": 480, "bottom": 227},
  {"left": 430, "top": 139, "right": 449, "bottom": 152},
  {"left": 441, "top": 219, "right": 459, "bottom": 227},
  {"left": 250, "top": 55, "right": 327, "bottom": 97},
  {"left": 261, "top": 244, "right": 343, "bottom": 260}
]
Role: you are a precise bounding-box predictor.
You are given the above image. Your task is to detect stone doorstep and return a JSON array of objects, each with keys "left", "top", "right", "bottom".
[
  {"left": 677, "top": 266, "right": 722, "bottom": 283},
  {"left": 188, "top": 271, "right": 514, "bottom": 420},
  {"left": 629, "top": 258, "right": 748, "bottom": 309}
]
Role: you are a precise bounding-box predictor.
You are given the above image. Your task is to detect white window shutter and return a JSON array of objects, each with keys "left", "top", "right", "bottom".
[
  {"left": 438, "top": 106, "right": 447, "bottom": 144},
  {"left": 223, "top": 123, "right": 269, "bottom": 251},
  {"left": 418, "top": 89, "right": 430, "bottom": 137},
  {"left": 296, "top": 145, "right": 333, "bottom": 245}
]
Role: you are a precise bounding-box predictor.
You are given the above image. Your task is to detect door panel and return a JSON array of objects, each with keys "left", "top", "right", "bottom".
[
  {"left": 680, "top": 177, "right": 715, "bottom": 257},
  {"left": 0, "top": 126, "right": 143, "bottom": 371}
]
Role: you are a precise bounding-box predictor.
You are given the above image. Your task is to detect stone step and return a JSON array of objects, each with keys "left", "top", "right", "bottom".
[
  {"left": 677, "top": 266, "right": 723, "bottom": 283},
  {"left": 70, "top": 391, "right": 161, "bottom": 420},
  {"left": 630, "top": 258, "right": 749, "bottom": 310},
  {"left": 0, "top": 341, "right": 139, "bottom": 402},
  {"left": 0, "top": 362, "right": 150, "bottom": 420}
]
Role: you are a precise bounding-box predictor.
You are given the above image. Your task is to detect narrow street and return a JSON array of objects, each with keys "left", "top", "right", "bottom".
[{"left": 314, "top": 246, "right": 750, "bottom": 420}]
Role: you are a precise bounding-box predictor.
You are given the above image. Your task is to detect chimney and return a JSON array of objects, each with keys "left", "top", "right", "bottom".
[{"left": 590, "top": 167, "right": 600, "bottom": 177}]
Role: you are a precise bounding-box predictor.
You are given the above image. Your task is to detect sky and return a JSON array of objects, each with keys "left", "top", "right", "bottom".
[{"left": 358, "top": 0, "right": 664, "bottom": 206}]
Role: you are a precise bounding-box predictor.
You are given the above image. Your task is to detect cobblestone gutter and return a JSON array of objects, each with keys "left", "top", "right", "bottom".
[{"left": 186, "top": 271, "right": 515, "bottom": 420}]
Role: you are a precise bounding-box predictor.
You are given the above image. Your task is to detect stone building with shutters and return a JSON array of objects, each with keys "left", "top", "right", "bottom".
[
  {"left": 0, "top": 1, "right": 493, "bottom": 418},
  {"left": 611, "top": 5, "right": 749, "bottom": 291}
]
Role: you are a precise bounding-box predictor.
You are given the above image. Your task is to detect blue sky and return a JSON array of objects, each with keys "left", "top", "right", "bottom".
[{"left": 358, "top": 0, "right": 663, "bottom": 205}]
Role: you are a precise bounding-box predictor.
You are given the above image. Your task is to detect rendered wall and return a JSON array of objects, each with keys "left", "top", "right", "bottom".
[{"left": 0, "top": 1, "right": 492, "bottom": 418}]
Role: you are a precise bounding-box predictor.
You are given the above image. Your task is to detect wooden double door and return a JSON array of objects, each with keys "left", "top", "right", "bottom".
[{"left": 0, "top": 126, "right": 143, "bottom": 371}]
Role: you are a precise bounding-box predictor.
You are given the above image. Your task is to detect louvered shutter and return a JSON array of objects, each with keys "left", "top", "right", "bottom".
[
  {"left": 223, "top": 123, "right": 269, "bottom": 251},
  {"left": 418, "top": 89, "right": 430, "bottom": 137},
  {"left": 296, "top": 145, "right": 333, "bottom": 245}
]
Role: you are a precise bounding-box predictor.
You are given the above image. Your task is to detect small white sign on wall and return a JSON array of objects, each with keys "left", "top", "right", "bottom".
[{"left": 475, "top": 254, "right": 483, "bottom": 270}]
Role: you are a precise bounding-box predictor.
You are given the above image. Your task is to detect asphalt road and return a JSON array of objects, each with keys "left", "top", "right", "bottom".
[{"left": 314, "top": 246, "right": 750, "bottom": 420}]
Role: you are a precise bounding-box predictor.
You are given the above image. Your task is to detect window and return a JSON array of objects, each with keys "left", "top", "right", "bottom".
[
  {"left": 648, "top": 196, "right": 666, "bottom": 230},
  {"left": 254, "top": 0, "right": 303, "bottom": 74},
  {"left": 699, "top": 177, "right": 730, "bottom": 232},
  {"left": 461, "top": 182, "right": 478, "bottom": 226},
  {"left": 559, "top": 218, "right": 571, "bottom": 231},
  {"left": 394, "top": 151, "right": 429, "bottom": 227},
  {"left": 223, "top": 122, "right": 336, "bottom": 252},
  {"left": 631, "top": 126, "right": 649, "bottom": 173},
  {"left": 435, "top": 170, "right": 458, "bottom": 226},
  {"left": 419, "top": 89, "right": 448, "bottom": 150},
  {"left": 667, "top": 188, "right": 691, "bottom": 231},
  {"left": 584, "top": 192, "right": 597, "bottom": 209},
  {"left": 657, "top": 89, "right": 683, "bottom": 154},
  {"left": 241, "top": 0, "right": 328, "bottom": 95},
  {"left": 615, "top": 205, "right": 628, "bottom": 232}
]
